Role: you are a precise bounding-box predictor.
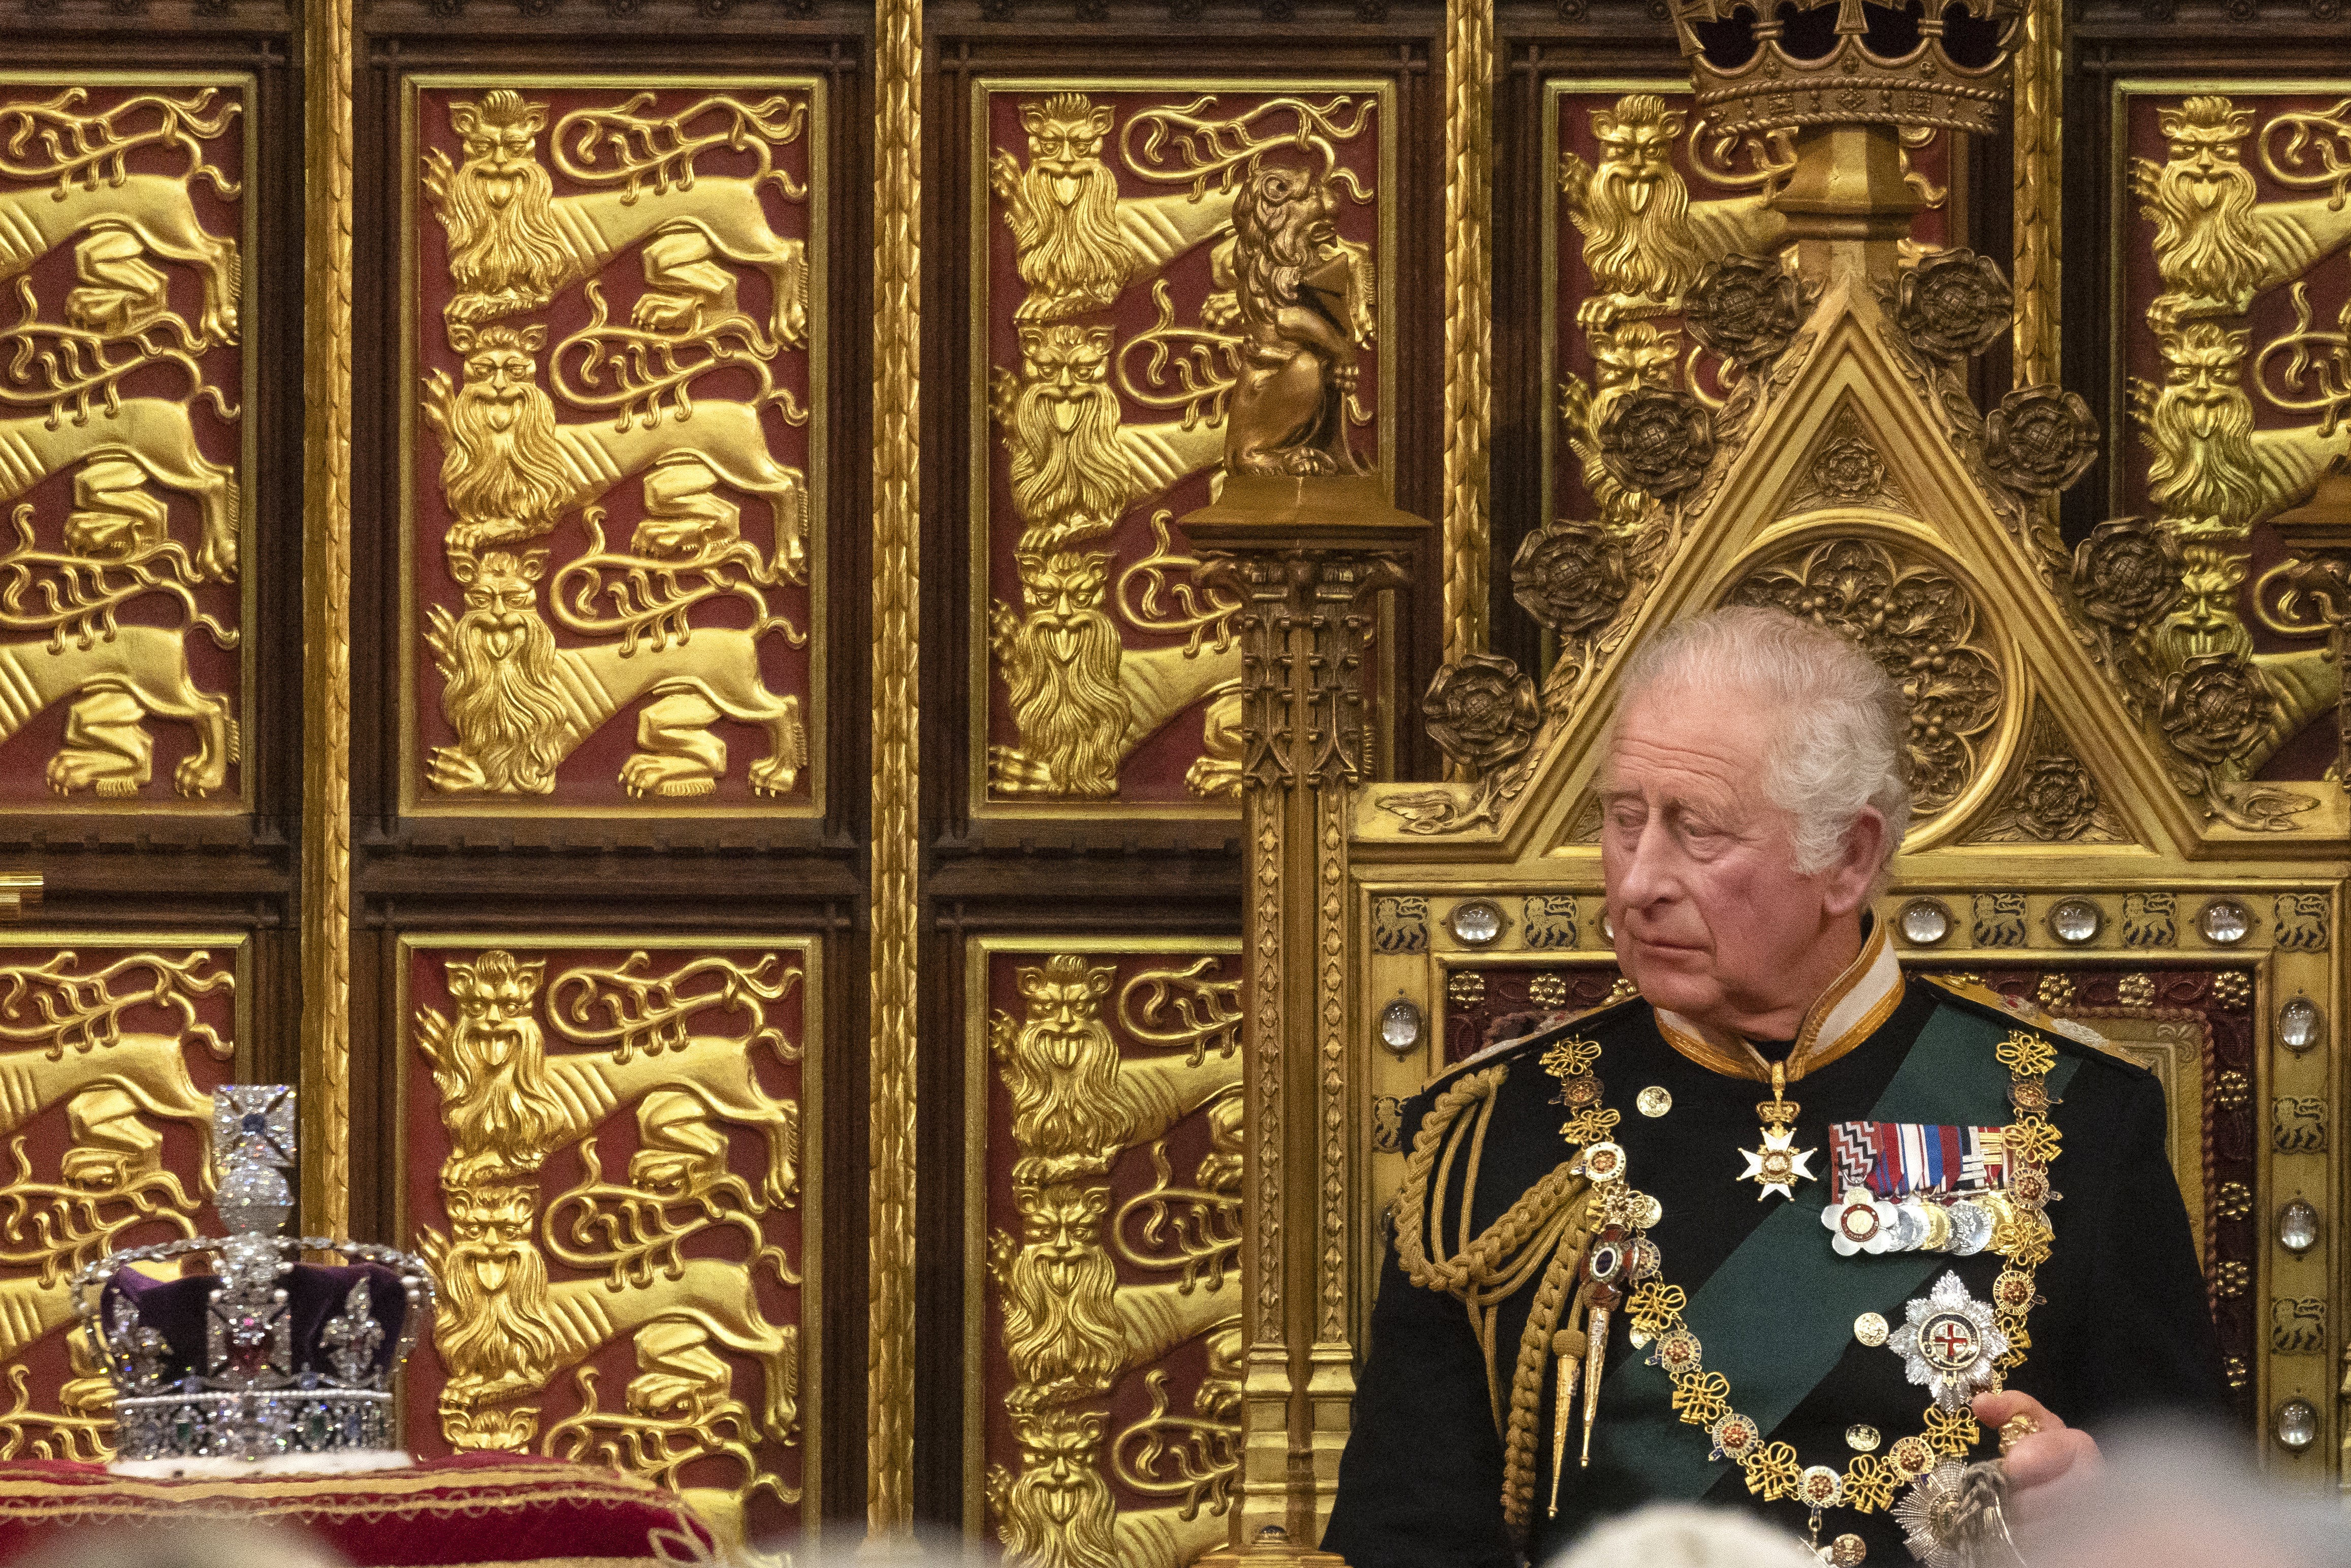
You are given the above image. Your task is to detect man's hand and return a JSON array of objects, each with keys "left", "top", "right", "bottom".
[{"left": 1972, "top": 1390, "right": 2100, "bottom": 1517}]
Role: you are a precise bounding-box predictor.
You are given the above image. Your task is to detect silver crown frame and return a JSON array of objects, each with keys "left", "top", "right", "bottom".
[{"left": 72, "top": 1086, "right": 437, "bottom": 1467}]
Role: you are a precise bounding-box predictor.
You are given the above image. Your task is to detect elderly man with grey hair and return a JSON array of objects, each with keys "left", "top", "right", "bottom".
[{"left": 1325, "top": 607, "right": 2222, "bottom": 1568}]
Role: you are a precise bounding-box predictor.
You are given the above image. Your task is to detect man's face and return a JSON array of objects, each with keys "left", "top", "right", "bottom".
[{"left": 1600, "top": 688, "right": 1859, "bottom": 1034}]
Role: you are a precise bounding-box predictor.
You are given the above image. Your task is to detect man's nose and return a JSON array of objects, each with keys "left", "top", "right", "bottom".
[{"left": 1612, "top": 819, "right": 1681, "bottom": 908}]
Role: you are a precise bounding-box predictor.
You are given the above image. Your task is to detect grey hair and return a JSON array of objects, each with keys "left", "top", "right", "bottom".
[{"left": 1614, "top": 605, "right": 1912, "bottom": 886}]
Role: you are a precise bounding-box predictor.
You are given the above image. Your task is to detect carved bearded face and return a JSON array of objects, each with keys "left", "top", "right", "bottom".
[
  {"left": 1594, "top": 102, "right": 1680, "bottom": 216},
  {"left": 1023, "top": 100, "right": 1114, "bottom": 209},
  {"left": 462, "top": 337, "right": 538, "bottom": 437},
  {"left": 2162, "top": 328, "right": 2248, "bottom": 441},
  {"left": 1600, "top": 689, "right": 1883, "bottom": 1037},
  {"left": 2161, "top": 119, "right": 2255, "bottom": 222},
  {"left": 456, "top": 98, "right": 543, "bottom": 214},
  {"left": 1018, "top": 552, "right": 1113, "bottom": 668}
]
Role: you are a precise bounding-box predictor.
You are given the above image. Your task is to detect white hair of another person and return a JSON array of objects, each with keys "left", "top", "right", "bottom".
[
  {"left": 1542, "top": 1502, "right": 1824, "bottom": 1568},
  {"left": 2019, "top": 1423, "right": 2351, "bottom": 1568},
  {"left": 1616, "top": 605, "right": 1913, "bottom": 887}
]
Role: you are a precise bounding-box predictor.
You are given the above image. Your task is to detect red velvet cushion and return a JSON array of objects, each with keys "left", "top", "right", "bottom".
[{"left": 0, "top": 1453, "right": 718, "bottom": 1565}]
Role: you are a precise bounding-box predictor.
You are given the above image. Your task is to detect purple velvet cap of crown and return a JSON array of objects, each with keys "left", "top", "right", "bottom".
[{"left": 101, "top": 1261, "right": 410, "bottom": 1383}]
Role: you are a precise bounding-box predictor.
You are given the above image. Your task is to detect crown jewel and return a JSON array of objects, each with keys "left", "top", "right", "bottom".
[
  {"left": 75, "top": 1086, "right": 437, "bottom": 1474},
  {"left": 1672, "top": 0, "right": 2020, "bottom": 138}
]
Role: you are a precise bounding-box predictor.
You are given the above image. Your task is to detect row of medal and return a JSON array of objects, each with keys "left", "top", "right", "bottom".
[{"left": 1820, "top": 1185, "right": 2009, "bottom": 1257}]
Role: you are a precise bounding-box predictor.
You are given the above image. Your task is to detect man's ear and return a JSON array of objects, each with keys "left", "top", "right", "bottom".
[{"left": 1821, "top": 807, "right": 1888, "bottom": 919}]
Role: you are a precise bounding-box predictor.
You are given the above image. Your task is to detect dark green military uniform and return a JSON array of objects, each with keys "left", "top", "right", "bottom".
[{"left": 1324, "top": 970, "right": 2224, "bottom": 1567}]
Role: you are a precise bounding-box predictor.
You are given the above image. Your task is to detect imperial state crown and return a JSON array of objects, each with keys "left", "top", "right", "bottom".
[{"left": 72, "top": 1086, "right": 437, "bottom": 1476}]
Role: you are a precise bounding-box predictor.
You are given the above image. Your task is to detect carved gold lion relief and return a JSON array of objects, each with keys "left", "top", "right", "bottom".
[
  {"left": 975, "top": 84, "right": 1391, "bottom": 813},
  {"left": 407, "top": 80, "right": 823, "bottom": 816},
  {"left": 404, "top": 937, "right": 814, "bottom": 1549},
  {"left": 971, "top": 941, "right": 1247, "bottom": 1568},
  {"left": 0, "top": 79, "right": 248, "bottom": 808}
]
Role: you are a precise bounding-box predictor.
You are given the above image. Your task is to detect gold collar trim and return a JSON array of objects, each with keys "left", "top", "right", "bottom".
[{"left": 1652, "top": 920, "right": 1904, "bottom": 1084}]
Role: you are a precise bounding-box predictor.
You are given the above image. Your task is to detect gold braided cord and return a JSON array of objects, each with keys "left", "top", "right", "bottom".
[
  {"left": 1499, "top": 1223, "right": 1587, "bottom": 1537},
  {"left": 1390, "top": 1068, "right": 1590, "bottom": 1300}
]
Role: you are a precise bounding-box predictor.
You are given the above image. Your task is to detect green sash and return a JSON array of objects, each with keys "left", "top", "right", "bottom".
[{"left": 1590, "top": 1001, "right": 2083, "bottom": 1501}]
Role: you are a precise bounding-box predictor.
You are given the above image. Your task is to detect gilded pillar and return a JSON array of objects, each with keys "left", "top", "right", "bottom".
[
  {"left": 870, "top": 0, "right": 923, "bottom": 1538},
  {"left": 300, "top": 0, "right": 355, "bottom": 1238},
  {"left": 1189, "top": 477, "right": 1425, "bottom": 1562}
]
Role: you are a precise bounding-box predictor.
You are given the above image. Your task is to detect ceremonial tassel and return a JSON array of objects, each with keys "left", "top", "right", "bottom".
[
  {"left": 1580, "top": 1293, "right": 1612, "bottom": 1468},
  {"left": 1547, "top": 1328, "right": 1584, "bottom": 1517}
]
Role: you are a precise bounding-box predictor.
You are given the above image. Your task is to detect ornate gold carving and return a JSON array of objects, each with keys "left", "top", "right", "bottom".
[
  {"left": 0, "top": 944, "right": 234, "bottom": 1449},
  {"left": 1559, "top": 96, "right": 1712, "bottom": 322},
  {"left": 425, "top": 90, "right": 807, "bottom": 342},
  {"left": 303, "top": 14, "right": 355, "bottom": 1240},
  {"left": 1785, "top": 409, "right": 1911, "bottom": 515},
  {"left": 981, "top": 90, "right": 1379, "bottom": 810},
  {"left": 1982, "top": 386, "right": 2098, "bottom": 498},
  {"left": 1671, "top": 0, "right": 2017, "bottom": 139},
  {"left": 0, "top": 85, "right": 248, "bottom": 806},
  {"left": 413, "top": 945, "right": 804, "bottom": 1532},
  {"left": 1421, "top": 654, "right": 1539, "bottom": 779},
  {"left": 1970, "top": 710, "right": 2129, "bottom": 844},
  {"left": 1724, "top": 535, "right": 2002, "bottom": 815},
  {"left": 1444, "top": 0, "right": 1494, "bottom": 664},
  {"left": 1223, "top": 166, "right": 1369, "bottom": 479},
  {"left": 1597, "top": 386, "right": 1715, "bottom": 502},
  {"left": 1684, "top": 253, "right": 1800, "bottom": 370},
  {"left": 424, "top": 545, "right": 804, "bottom": 800},
  {"left": 872, "top": 0, "right": 920, "bottom": 1529},
  {"left": 1510, "top": 521, "right": 1631, "bottom": 639},
  {"left": 412, "top": 83, "right": 818, "bottom": 815},
  {"left": 1891, "top": 248, "right": 2012, "bottom": 364},
  {"left": 982, "top": 949, "right": 1244, "bottom": 1568},
  {"left": 2009, "top": 0, "right": 2060, "bottom": 388}
]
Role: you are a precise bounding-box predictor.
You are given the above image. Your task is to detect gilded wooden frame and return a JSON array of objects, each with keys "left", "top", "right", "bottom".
[{"left": 392, "top": 71, "right": 832, "bottom": 823}]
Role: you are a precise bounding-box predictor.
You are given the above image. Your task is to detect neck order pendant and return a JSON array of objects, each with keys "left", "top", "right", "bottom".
[{"left": 1741, "top": 1059, "right": 1818, "bottom": 1201}]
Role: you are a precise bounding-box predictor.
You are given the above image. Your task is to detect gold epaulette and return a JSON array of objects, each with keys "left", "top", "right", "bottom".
[{"left": 1412, "top": 997, "right": 1632, "bottom": 1098}]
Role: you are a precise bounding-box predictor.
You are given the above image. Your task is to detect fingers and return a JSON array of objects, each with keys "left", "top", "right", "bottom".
[{"left": 1972, "top": 1389, "right": 2064, "bottom": 1433}]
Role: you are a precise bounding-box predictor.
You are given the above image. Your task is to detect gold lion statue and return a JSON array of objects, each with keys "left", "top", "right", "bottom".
[{"left": 1220, "top": 161, "right": 1369, "bottom": 478}]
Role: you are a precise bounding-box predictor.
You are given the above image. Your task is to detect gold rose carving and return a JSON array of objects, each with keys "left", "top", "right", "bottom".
[
  {"left": 0, "top": 946, "right": 235, "bottom": 1455},
  {"left": 984, "top": 951, "right": 1245, "bottom": 1568},
  {"left": 416, "top": 85, "right": 816, "bottom": 808},
  {"left": 0, "top": 86, "right": 246, "bottom": 803},
  {"left": 414, "top": 945, "right": 804, "bottom": 1538},
  {"left": 1968, "top": 709, "right": 2130, "bottom": 844},
  {"left": 984, "top": 90, "right": 1379, "bottom": 806},
  {"left": 1725, "top": 536, "right": 2002, "bottom": 818}
]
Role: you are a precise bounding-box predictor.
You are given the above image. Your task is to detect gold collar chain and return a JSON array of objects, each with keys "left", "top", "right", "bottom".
[{"left": 1539, "top": 1028, "right": 2065, "bottom": 1565}]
